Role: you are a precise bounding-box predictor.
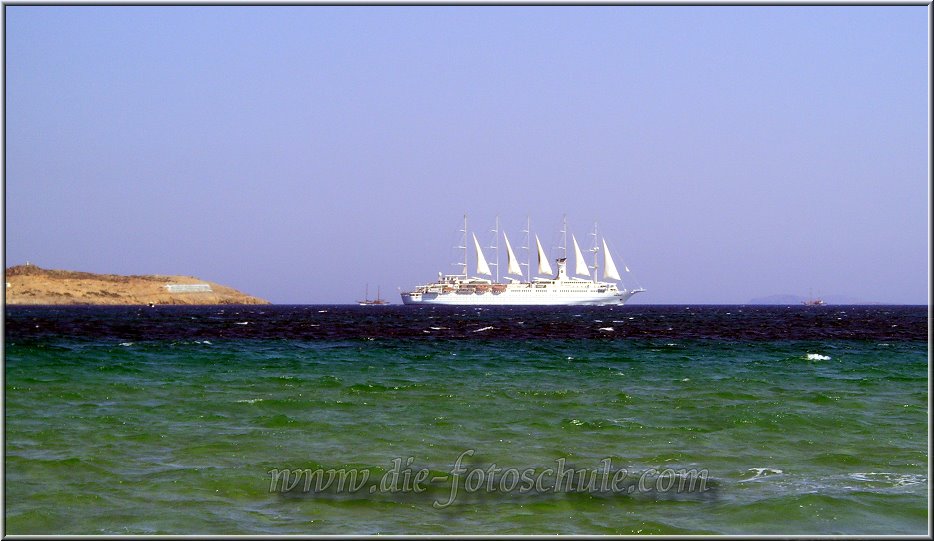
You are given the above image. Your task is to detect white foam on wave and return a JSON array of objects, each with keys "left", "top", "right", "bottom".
[
  {"left": 473, "top": 326, "right": 494, "bottom": 332},
  {"left": 739, "top": 467, "right": 784, "bottom": 482},
  {"left": 235, "top": 321, "right": 249, "bottom": 325},
  {"left": 119, "top": 342, "right": 134, "bottom": 347},
  {"left": 848, "top": 472, "right": 927, "bottom": 487},
  {"left": 598, "top": 327, "right": 614, "bottom": 332},
  {"left": 236, "top": 398, "right": 264, "bottom": 404},
  {"left": 806, "top": 353, "right": 831, "bottom": 360}
]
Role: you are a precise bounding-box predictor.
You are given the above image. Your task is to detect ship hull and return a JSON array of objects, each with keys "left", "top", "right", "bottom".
[{"left": 400, "top": 288, "right": 639, "bottom": 306}]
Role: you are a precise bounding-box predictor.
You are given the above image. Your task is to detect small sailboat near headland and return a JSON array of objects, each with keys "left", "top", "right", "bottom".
[
  {"left": 358, "top": 284, "right": 390, "bottom": 306},
  {"left": 803, "top": 289, "right": 825, "bottom": 306}
]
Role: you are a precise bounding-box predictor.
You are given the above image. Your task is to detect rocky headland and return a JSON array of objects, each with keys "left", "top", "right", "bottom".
[{"left": 5, "top": 264, "right": 270, "bottom": 305}]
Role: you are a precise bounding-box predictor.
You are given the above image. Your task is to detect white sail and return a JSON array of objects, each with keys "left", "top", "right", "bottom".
[
  {"left": 602, "top": 238, "right": 621, "bottom": 281},
  {"left": 503, "top": 232, "right": 522, "bottom": 276},
  {"left": 472, "top": 233, "right": 492, "bottom": 276},
  {"left": 535, "top": 235, "right": 553, "bottom": 276},
  {"left": 572, "top": 234, "right": 590, "bottom": 277}
]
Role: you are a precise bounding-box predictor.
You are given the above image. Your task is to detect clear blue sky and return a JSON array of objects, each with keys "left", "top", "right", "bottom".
[{"left": 4, "top": 6, "right": 929, "bottom": 304}]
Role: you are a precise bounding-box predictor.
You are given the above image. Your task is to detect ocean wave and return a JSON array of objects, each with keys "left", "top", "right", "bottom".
[
  {"left": 846, "top": 471, "right": 927, "bottom": 488},
  {"left": 739, "top": 467, "right": 784, "bottom": 482},
  {"left": 733, "top": 468, "right": 927, "bottom": 496}
]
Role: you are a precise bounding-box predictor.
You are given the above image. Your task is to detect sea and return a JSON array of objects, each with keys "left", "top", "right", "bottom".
[{"left": 3, "top": 304, "right": 929, "bottom": 535}]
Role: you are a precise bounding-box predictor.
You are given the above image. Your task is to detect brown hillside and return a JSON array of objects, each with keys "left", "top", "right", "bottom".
[{"left": 4, "top": 264, "right": 270, "bottom": 305}]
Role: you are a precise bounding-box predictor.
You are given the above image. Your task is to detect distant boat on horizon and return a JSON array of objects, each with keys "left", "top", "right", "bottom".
[
  {"left": 803, "top": 289, "right": 825, "bottom": 306},
  {"left": 358, "top": 284, "right": 390, "bottom": 306}
]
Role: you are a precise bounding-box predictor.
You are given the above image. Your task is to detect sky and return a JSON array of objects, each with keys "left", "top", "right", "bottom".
[{"left": 3, "top": 5, "right": 929, "bottom": 304}]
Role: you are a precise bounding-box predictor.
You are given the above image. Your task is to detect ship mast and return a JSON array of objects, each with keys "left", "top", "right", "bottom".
[
  {"left": 590, "top": 222, "right": 600, "bottom": 284},
  {"left": 521, "top": 216, "right": 531, "bottom": 283},
  {"left": 561, "top": 214, "right": 568, "bottom": 260},
  {"left": 489, "top": 216, "right": 500, "bottom": 283},
  {"left": 457, "top": 214, "right": 468, "bottom": 278}
]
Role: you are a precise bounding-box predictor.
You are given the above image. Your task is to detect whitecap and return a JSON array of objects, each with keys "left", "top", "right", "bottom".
[
  {"left": 119, "top": 342, "right": 133, "bottom": 347},
  {"left": 848, "top": 472, "right": 926, "bottom": 487},
  {"left": 473, "top": 326, "right": 494, "bottom": 332},
  {"left": 739, "top": 467, "right": 784, "bottom": 482},
  {"left": 236, "top": 398, "right": 264, "bottom": 404},
  {"left": 598, "top": 327, "right": 614, "bottom": 332},
  {"left": 235, "top": 321, "right": 249, "bottom": 325},
  {"left": 806, "top": 353, "right": 831, "bottom": 360}
]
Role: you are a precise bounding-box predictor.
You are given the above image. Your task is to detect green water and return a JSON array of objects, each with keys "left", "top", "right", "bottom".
[{"left": 4, "top": 334, "right": 927, "bottom": 534}]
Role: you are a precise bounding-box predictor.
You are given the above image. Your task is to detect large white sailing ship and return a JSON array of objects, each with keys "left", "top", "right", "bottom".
[{"left": 400, "top": 216, "right": 645, "bottom": 306}]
